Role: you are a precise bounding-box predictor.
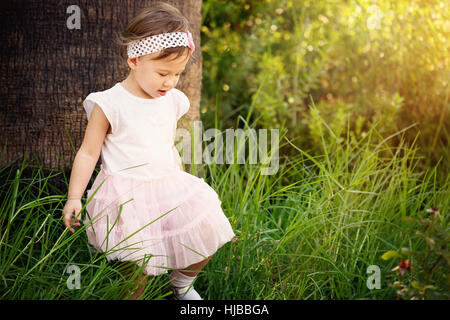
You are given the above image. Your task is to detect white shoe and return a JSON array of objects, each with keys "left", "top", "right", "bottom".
[{"left": 171, "top": 285, "right": 203, "bottom": 300}]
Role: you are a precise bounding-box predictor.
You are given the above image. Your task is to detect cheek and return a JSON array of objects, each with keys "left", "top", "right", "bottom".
[{"left": 136, "top": 70, "right": 159, "bottom": 85}]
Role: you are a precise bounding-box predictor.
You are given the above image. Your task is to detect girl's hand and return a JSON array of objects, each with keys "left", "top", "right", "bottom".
[{"left": 62, "top": 199, "right": 82, "bottom": 234}]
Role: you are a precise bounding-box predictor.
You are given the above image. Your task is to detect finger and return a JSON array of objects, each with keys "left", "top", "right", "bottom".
[
  {"left": 64, "top": 219, "right": 71, "bottom": 228},
  {"left": 70, "top": 218, "right": 80, "bottom": 225},
  {"left": 65, "top": 219, "right": 77, "bottom": 230},
  {"left": 69, "top": 221, "right": 80, "bottom": 228},
  {"left": 63, "top": 215, "right": 72, "bottom": 225},
  {"left": 64, "top": 216, "right": 73, "bottom": 225}
]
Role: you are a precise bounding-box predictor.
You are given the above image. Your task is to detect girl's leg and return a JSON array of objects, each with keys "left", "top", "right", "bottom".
[
  {"left": 179, "top": 255, "right": 213, "bottom": 277},
  {"left": 120, "top": 262, "right": 149, "bottom": 300},
  {"left": 120, "top": 255, "right": 213, "bottom": 299},
  {"left": 169, "top": 255, "right": 213, "bottom": 300}
]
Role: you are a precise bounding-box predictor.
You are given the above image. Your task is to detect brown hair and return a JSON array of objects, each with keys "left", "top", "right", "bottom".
[{"left": 117, "top": 2, "right": 193, "bottom": 63}]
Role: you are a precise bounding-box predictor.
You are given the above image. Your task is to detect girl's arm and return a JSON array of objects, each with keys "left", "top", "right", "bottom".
[
  {"left": 63, "top": 104, "right": 111, "bottom": 233},
  {"left": 67, "top": 104, "right": 111, "bottom": 200}
]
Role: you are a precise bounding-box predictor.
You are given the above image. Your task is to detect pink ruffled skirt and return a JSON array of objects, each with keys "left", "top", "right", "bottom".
[{"left": 83, "top": 166, "right": 236, "bottom": 276}]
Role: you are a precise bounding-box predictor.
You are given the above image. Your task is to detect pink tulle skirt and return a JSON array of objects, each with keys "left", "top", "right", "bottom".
[{"left": 83, "top": 167, "right": 236, "bottom": 276}]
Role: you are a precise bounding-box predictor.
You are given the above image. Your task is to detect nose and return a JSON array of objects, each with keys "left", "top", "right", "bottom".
[{"left": 164, "top": 75, "right": 178, "bottom": 88}]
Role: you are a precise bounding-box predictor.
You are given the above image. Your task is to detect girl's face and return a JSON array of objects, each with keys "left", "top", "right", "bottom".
[{"left": 127, "top": 51, "right": 190, "bottom": 99}]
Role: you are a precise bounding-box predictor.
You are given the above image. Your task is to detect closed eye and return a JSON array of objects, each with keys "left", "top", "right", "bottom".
[{"left": 158, "top": 72, "right": 183, "bottom": 77}]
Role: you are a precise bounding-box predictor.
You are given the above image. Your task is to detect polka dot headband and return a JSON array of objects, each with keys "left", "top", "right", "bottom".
[{"left": 127, "top": 31, "right": 195, "bottom": 58}]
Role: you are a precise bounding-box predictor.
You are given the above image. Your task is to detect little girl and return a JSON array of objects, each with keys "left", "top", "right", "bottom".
[{"left": 62, "top": 2, "right": 235, "bottom": 300}]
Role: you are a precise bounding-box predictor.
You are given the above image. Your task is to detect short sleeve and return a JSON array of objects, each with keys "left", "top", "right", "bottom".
[
  {"left": 83, "top": 92, "right": 117, "bottom": 134},
  {"left": 175, "top": 90, "right": 190, "bottom": 121}
]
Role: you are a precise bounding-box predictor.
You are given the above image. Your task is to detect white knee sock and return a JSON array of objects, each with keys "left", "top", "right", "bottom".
[
  {"left": 169, "top": 270, "right": 203, "bottom": 300},
  {"left": 169, "top": 269, "right": 197, "bottom": 288}
]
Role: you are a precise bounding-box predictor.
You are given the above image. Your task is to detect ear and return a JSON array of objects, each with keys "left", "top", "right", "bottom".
[{"left": 127, "top": 57, "right": 138, "bottom": 70}]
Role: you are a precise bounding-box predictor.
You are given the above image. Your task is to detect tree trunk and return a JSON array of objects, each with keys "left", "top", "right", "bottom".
[{"left": 0, "top": 0, "right": 202, "bottom": 171}]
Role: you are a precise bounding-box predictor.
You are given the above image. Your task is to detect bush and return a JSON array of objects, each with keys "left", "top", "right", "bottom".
[
  {"left": 381, "top": 207, "right": 450, "bottom": 300},
  {"left": 201, "top": 0, "right": 450, "bottom": 180}
]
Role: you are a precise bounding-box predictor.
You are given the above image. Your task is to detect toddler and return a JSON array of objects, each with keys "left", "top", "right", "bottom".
[{"left": 62, "top": 2, "right": 235, "bottom": 300}]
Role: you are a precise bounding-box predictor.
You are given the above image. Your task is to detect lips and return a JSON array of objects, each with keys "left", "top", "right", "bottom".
[{"left": 158, "top": 90, "right": 167, "bottom": 96}]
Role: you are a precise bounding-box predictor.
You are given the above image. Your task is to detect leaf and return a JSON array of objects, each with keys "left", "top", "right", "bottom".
[
  {"left": 401, "top": 247, "right": 414, "bottom": 256},
  {"left": 423, "top": 285, "right": 437, "bottom": 290},
  {"left": 415, "top": 231, "right": 426, "bottom": 238},
  {"left": 401, "top": 216, "right": 417, "bottom": 223},
  {"left": 425, "top": 236, "right": 436, "bottom": 248},
  {"left": 382, "top": 250, "right": 402, "bottom": 260},
  {"left": 411, "top": 281, "right": 422, "bottom": 290}
]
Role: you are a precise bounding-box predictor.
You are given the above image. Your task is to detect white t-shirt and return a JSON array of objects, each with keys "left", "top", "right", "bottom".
[{"left": 83, "top": 82, "right": 190, "bottom": 179}]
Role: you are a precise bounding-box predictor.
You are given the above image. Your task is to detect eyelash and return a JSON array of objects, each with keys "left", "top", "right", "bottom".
[{"left": 159, "top": 73, "right": 181, "bottom": 77}]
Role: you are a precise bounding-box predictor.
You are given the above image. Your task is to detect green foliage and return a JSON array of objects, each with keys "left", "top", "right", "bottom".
[
  {"left": 1, "top": 112, "right": 449, "bottom": 299},
  {"left": 381, "top": 208, "right": 450, "bottom": 300},
  {"left": 201, "top": 0, "right": 450, "bottom": 178},
  {"left": 0, "top": 162, "right": 171, "bottom": 300}
]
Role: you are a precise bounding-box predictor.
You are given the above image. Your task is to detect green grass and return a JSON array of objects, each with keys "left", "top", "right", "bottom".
[{"left": 1, "top": 104, "right": 448, "bottom": 299}]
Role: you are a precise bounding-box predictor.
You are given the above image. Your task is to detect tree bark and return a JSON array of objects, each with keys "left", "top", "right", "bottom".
[{"left": 0, "top": 0, "right": 202, "bottom": 171}]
